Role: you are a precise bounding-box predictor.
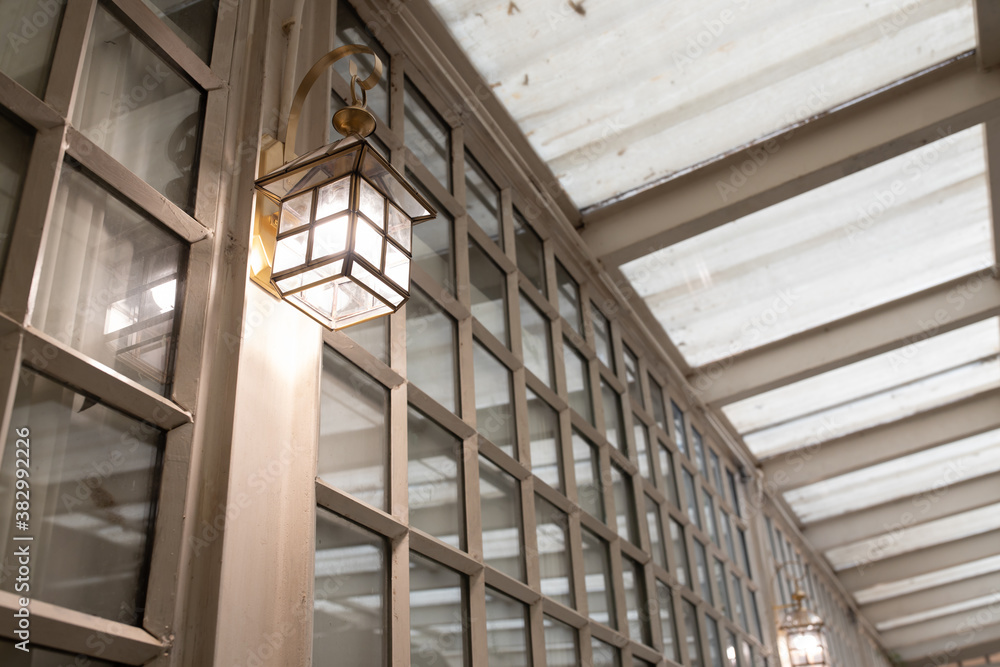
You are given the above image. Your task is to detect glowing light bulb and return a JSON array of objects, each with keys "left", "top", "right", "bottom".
[{"left": 151, "top": 279, "right": 177, "bottom": 313}]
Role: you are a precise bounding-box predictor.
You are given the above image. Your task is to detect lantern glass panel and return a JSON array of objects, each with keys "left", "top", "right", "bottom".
[
  {"left": 359, "top": 179, "right": 386, "bottom": 228},
  {"left": 317, "top": 177, "right": 351, "bottom": 219},
  {"left": 361, "top": 151, "right": 431, "bottom": 220},
  {"left": 274, "top": 231, "right": 308, "bottom": 274},
  {"left": 355, "top": 218, "right": 384, "bottom": 268},
  {"left": 261, "top": 145, "right": 361, "bottom": 200},
  {"left": 385, "top": 244, "right": 410, "bottom": 289},
  {"left": 280, "top": 191, "right": 312, "bottom": 233},
  {"left": 387, "top": 204, "right": 411, "bottom": 250},
  {"left": 313, "top": 215, "right": 350, "bottom": 259}
]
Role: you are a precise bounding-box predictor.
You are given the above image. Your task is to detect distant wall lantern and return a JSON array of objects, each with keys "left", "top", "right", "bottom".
[
  {"left": 251, "top": 45, "right": 435, "bottom": 329},
  {"left": 776, "top": 582, "right": 830, "bottom": 667}
]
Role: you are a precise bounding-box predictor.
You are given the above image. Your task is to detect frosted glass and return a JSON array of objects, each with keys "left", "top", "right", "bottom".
[
  {"left": 408, "top": 407, "right": 463, "bottom": 548},
  {"left": 623, "top": 125, "right": 992, "bottom": 366},
  {"left": 428, "top": 0, "right": 975, "bottom": 208}
]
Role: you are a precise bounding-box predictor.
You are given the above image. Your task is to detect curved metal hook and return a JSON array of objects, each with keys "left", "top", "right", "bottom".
[{"left": 283, "top": 44, "right": 383, "bottom": 163}]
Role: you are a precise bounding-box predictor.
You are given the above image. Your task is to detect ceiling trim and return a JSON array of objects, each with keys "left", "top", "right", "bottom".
[{"left": 580, "top": 54, "right": 1000, "bottom": 267}]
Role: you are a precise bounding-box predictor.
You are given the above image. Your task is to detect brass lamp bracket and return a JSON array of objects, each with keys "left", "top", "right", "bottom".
[{"left": 282, "top": 44, "right": 383, "bottom": 163}]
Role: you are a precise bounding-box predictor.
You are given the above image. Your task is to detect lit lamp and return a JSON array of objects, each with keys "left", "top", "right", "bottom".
[
  {"left": 778, "top": 588, "right": 829, "bottom": 667},
  {"left": 251, "top": 45, "right": 435, "bottom": 329}
]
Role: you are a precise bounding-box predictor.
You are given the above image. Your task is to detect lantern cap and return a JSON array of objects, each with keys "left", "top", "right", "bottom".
[
  {"left": 333, "top": 106, "right": 376, "bottom": 138},
  {"left": 780, "top": 589, "right": 824, "bottom": 631}
]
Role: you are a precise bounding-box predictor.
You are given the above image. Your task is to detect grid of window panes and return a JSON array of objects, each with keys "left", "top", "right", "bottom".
[
  {"left": 312, "top": 4, "right": 777, "bottom": 666},
  {"left": 0, "top": 0, "right": 225, "bottom": 661}
]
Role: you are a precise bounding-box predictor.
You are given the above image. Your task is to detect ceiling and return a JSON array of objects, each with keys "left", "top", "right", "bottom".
[{"left": 426, "top": 0, "right": 1000, "bottom": 664}]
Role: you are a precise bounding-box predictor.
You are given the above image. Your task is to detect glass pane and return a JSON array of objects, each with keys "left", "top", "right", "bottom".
[
  {"left": 465, "top": 152, "right": 501, "bottom": 246},
  {"left": 714, "top": 559, "right": 731, "bottom": 620},
  {"left": 526, "top": 389, "right": 562, "bottom": 490},
  {"left": 408, "top": 406, "right": 463, "bottom": 548},
  {"left": 590, "top": 637, "right": 621, "bottom": 667},
  {"left": 694, "top": 539, "right": 713, "bottom": 605},
  {"left": 683, "top": 599, "right": 703, "bottom": 667},
  {"left": 726, "top": 631, "right": 739, "bottom": 667},
  {"left": 572, "top": 429, "right": 603, "bottom": 521},
  {"left": 34, "top": 161, "right": 185, "bottom": 395},
  {"left": 0, "top": 638, "right": 123, "bottom": 666},
  {"left": 319, "top": 348, "right": 388, "bottom": 510},
  {"left": 473, "top": 341, "right": 516, "bottom": 455},
  {"left": 750, "top": 590, "right": 764, "bottom": 642},
  {"left": 485, "top": 587, "right": 531, "bottom": 666},
  {"left": 671, "top": 519, "right": 691, "bottom": 590},
  {"left": 581, "top": 527, "right": 616, "bottom": 629},
  {"left": 601, "top": 380, "right": 625, "bottom": 453},
  {"left": 535, "top": 495, "right": 573, "bottom": 608},
  {"left": 407, "top": 286, "right": 458, "bottom": 412},
  {"left": 521, "top": 294, "right": 553, "bottom": 387},
  {"left": 405, "top": 80, "right": 450, "bottom": 191},
  {"left": 633, "top": 419, "right": 652, "bottom": 480},
  {"left": 623, "top": 123, "right": 992, "bottom": 367},
  {"left": 623, "top": 345, "right": 642, "bottom": 409},
  {"left": 142, "top": 0, "right": 218, "bottom": 61},
  {"left": 739, "top": 528, "right": 753, "bottom": 578},
  {"left": 314, "top": 510, "right": 386, "bottom": 665},
  {"left": 343, "top": 315, "right": 388, "bottom": 363},
  {"left": 645, "top": 494, "right": 667, "bottom": 570},
  {"left": 703, "top": 488, "right": 719, "bottom": 546},
  {"left": 623, "top": 557, "right": 652, "bottom": 645},
  {"left": 683, "top": 469, "right": 701, "bottom": 529},
  {"left": 721, "top": 511, "right": 737, "bottom": 563},
  {"left": 672, "top": 401, "right": 688, "bottom": 456},
  {"left": 0, "top": 371, "right": 160, "bottom": 621},
  {"left": 658, "top": 443, "right": 679, "bottom": 505},
  {"left": 692, "top": 428, "right": 708, "bottom": 476},
  {"left": 732, "top": 574, "right": 748, "bottom": 632},
  {"left": 335, "top": 1, "right": 390, "bottom": 122},
  {"left": 469, "top": 240, "right": 508, "bottom": 345},
  {"left": 709, "top": 450, "right": 724, "bottom": 492},
  {"left": 75, "top": 6, "right": 205, "bottom": 212},
  {"left": 705, "top": 614, "right": 724, "bottom": 667},
  {"left": 649, "top": 376, "right": 667, "bottom": 430},
  {"left": 728, "top": 470, "right": 743, "bottom": 518},
  {"left": 514, "top": 210, "right": 545, "bottom": 295},
  {"left": 410, "top": 552, "right": 467, "bottom": 667},
  {"left": 480, "top": 455, "right": 525, "bottom": 581},
  {"left": 555, "top": 261, "right": 581, "bottom": 333},
  {"left": 0, "top": 0, "right": 64, "bottom": 96},
  {"left": 0, "top": 113, "right": 32, "bottom": 276},
  {"left": 563, "top": 339, "right": 592, "bottom": 424},
  {"left": 543, "top": 615, "right": 579, "bottom": 667},
  {"left": 410, "top": 175, "right": 454, "bottom": 292},
  {"left": 591, "top": 305, "right": 612, "bottom": 369},
  {"left": 656, "top": 580, "right": 680, "bottom": 662},
  {"left": 610, "top": 464, "right": 638, "bottom": 543}
]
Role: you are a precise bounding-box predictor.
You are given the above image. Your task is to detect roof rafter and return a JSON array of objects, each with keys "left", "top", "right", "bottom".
[
  {"left": 688, "top": 270, "right": 1000, "bottom": 406},
  {"left": 580, "top": 56, "right": 1000, "bottom": 266},
  {"left": 761, "top": 388, "right": 1000, "bottom": 492},
  {"left": 802, "top": 473, "right": 1000, "bottom": 552}
]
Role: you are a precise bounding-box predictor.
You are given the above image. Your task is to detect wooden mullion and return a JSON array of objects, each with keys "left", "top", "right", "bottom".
[{"left": 43, "top": 0, "right": 97, "bottom": 117}]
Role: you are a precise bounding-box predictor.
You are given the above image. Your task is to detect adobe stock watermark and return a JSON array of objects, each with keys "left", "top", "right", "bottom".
[{"left": 6, "top": 0, "right": 63, "bottom": 54}]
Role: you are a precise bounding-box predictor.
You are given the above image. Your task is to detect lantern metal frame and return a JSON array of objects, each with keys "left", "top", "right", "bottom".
[
  {"left": 772, "top": 562, "right": 831, "bottom": 667},
  {"left": 250, "top": 45, "right": 435, "bottom": 329}
]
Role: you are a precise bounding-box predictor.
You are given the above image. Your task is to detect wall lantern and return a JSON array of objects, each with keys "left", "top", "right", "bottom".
[
  {"left": 251, "top": 45, "right": 435, "bottom": 329},
  {"left": 777, "top": 587, "right": 830, "bottom": 667}
]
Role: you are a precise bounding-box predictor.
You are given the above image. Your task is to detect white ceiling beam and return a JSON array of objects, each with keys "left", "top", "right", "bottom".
[
  {"left": 975, "top": 0, "right": 1000, "bottom": 70},
  {"left": 802, "top": 473, "right": 1000, "bottom": 552},
  {"left": 880, "top": 597, "right": 1000, "bottom": 652},
  {"left": 839, "top": 529, "right": 1000, "bottom": 592},
  {"left": 689, "top": 271, "right": 1000, "bottom": 406},
  {"left": 579, "top": 56, "right": 1000, "bottom": 267},
  {"left": 761, "top": 388, "right": 1000, "bottom": 491},
  {"left": 860, "top": 571, "right": 1000, "bottom": 626}
]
